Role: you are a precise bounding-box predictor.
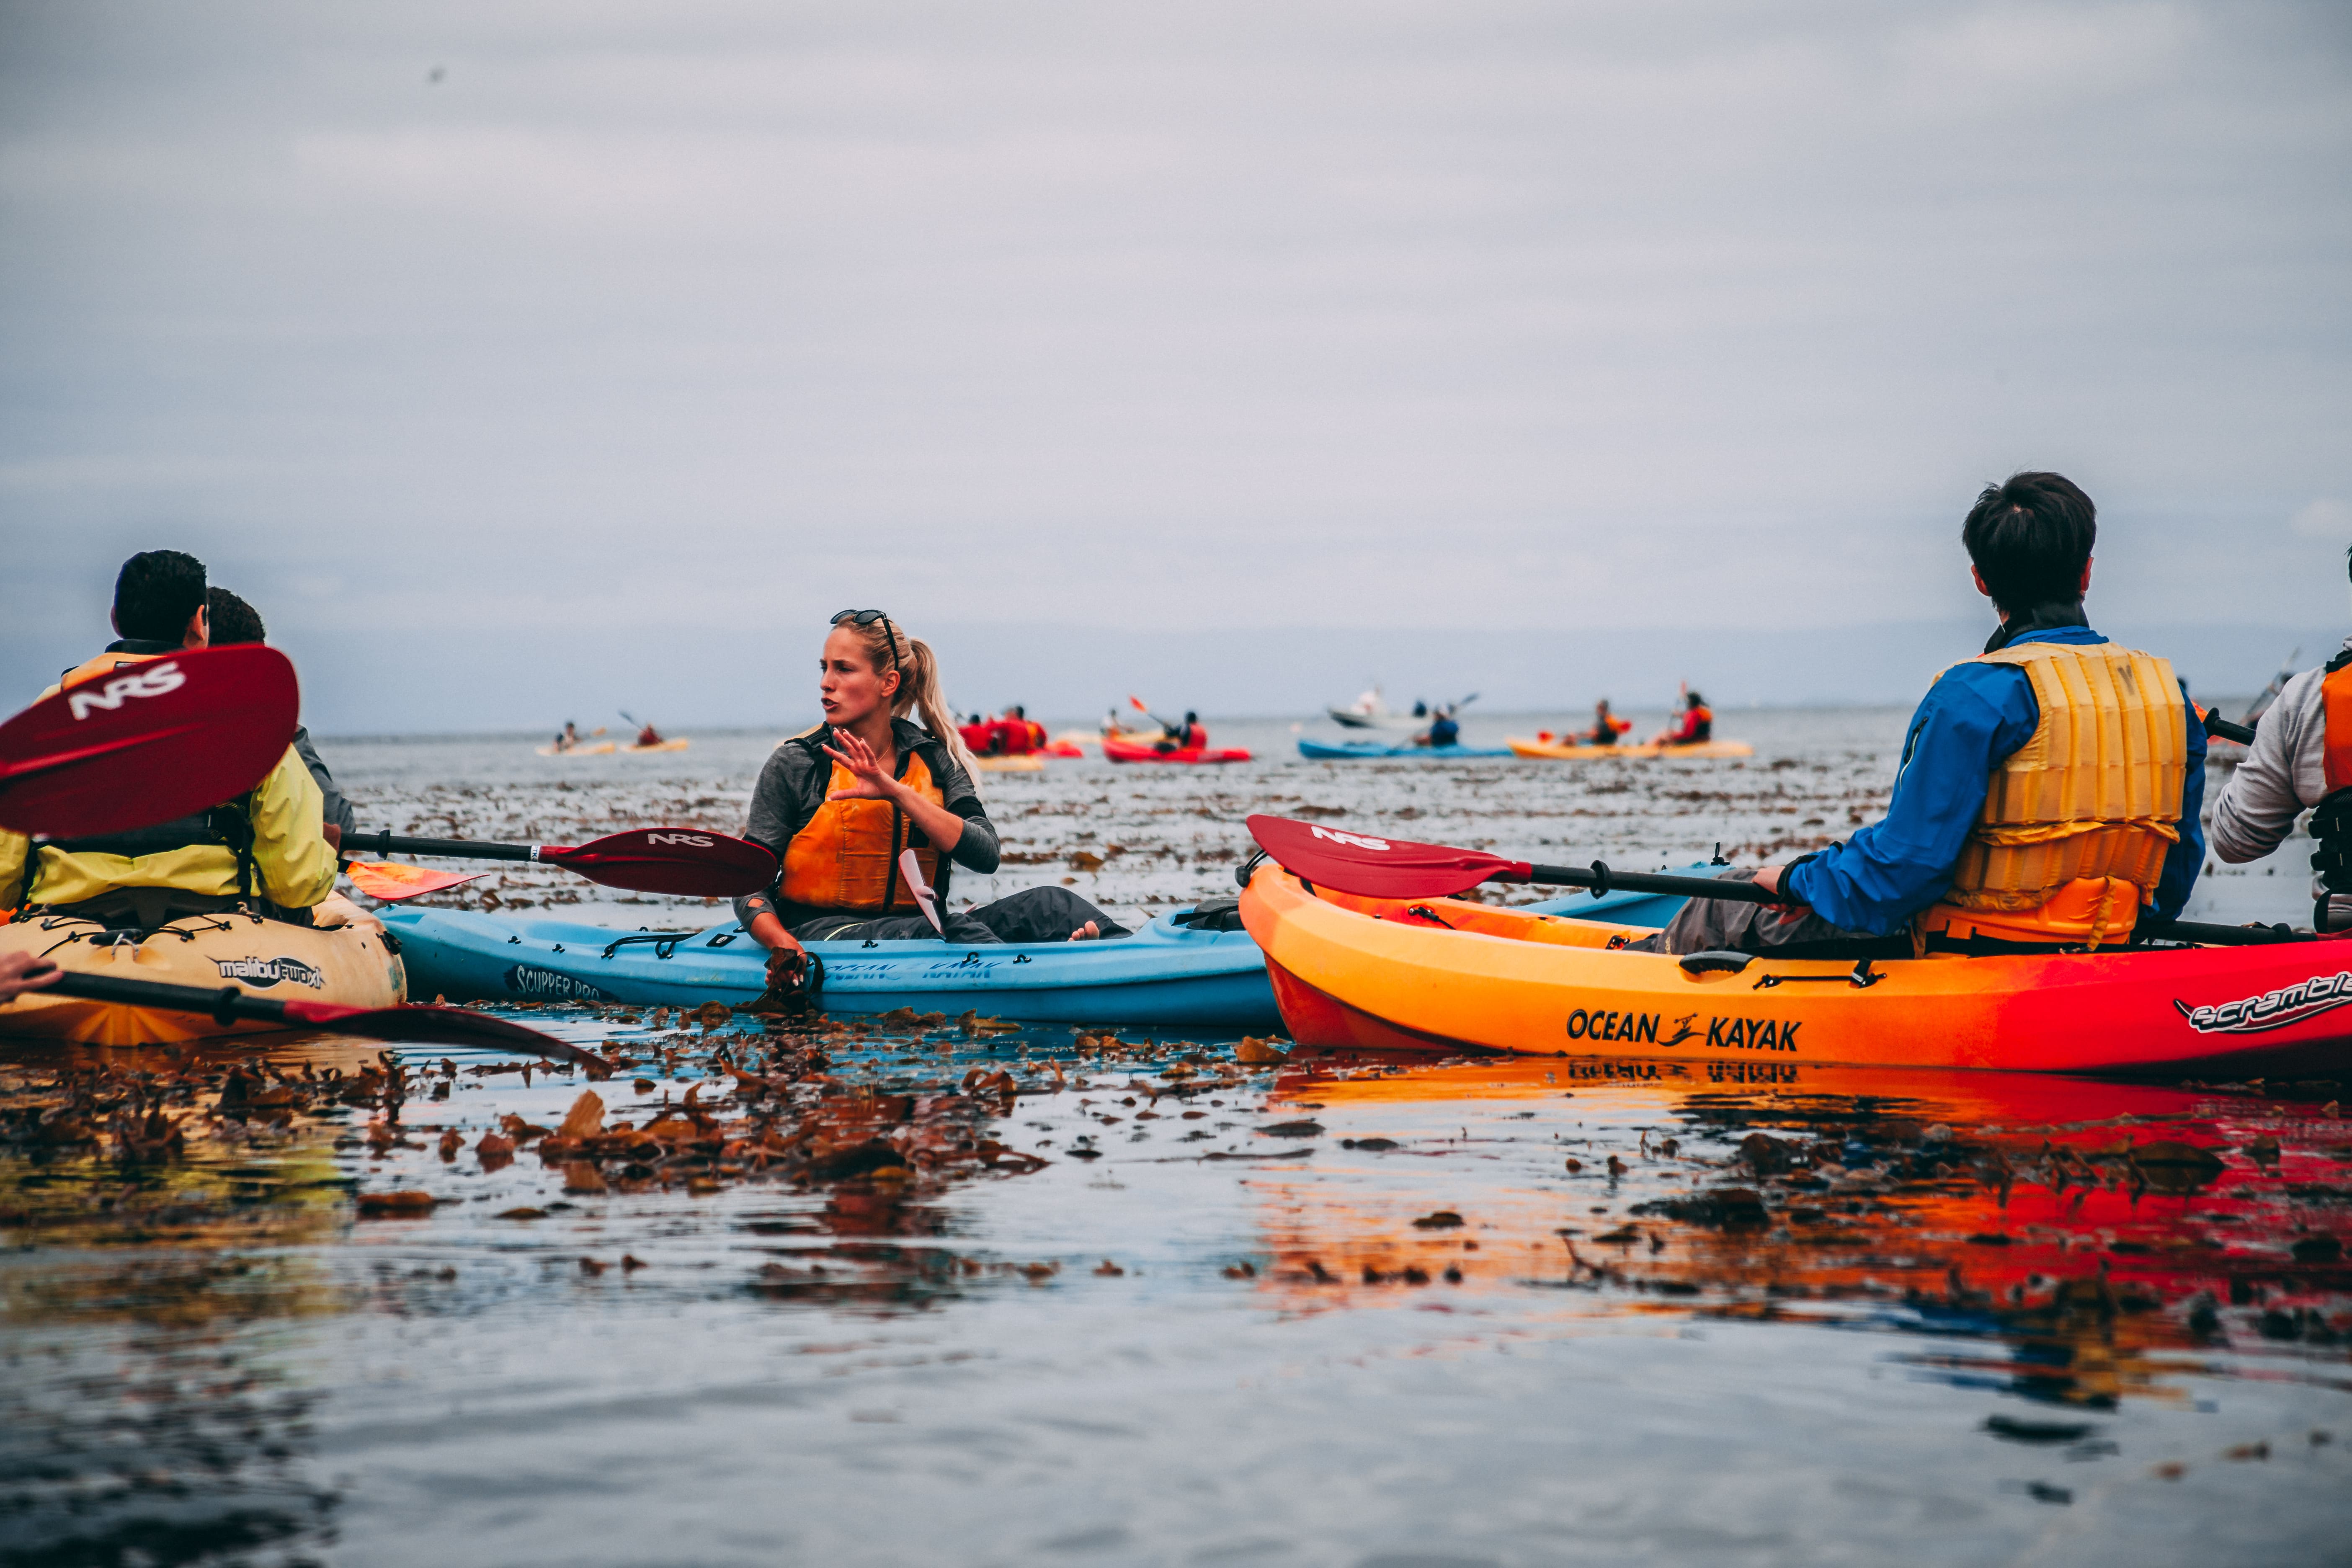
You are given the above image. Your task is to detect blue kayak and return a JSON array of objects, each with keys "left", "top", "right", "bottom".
[
  {"left": 378, "top": 905, "right": 1280, "bottom": 1029},
  {"left": 1297, "top": 738, "right": 1514, "bottom": 760}
]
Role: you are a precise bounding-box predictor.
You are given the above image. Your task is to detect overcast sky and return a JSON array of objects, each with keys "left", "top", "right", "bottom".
[{"left": 3, "top": 1, "right": 2348, "bottom": 729}]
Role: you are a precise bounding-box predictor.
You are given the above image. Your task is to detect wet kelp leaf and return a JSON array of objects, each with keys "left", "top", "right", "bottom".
[
  {"left": 2131, "top": 1140, "right": 2227, "bottom": 1195},
  {"left": 557, "top": 1091, "right": 606, "bottom": 1141},
  {"left": 356, "top": 1191, "right": 438, "bottom": 1218}
]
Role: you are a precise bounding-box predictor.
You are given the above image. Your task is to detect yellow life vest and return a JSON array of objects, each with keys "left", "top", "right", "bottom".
[
  {"left": 1915, "top": 640, "right": 2187, "bottom": 947},
  {"left": 780, "top": 749, "right": 945, "bottom": 914}
]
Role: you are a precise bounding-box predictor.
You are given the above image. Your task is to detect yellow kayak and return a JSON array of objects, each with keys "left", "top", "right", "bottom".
[
  {"left": 622, "top": 738, "right": 691, "bottom": 754},
  {"left": 970, "top": 753, "right": 1047, "bottom": 773},
  {"left": 0, "top": 900, "right": 405, "bottom": 1045},
  {"left": 1506, "top": 736, "right": 1755, "bottom": 760},
  {"left": 536, "top": 741, "right": 616, "bottom": 756}
]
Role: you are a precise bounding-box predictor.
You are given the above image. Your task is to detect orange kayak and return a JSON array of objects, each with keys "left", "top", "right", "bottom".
[{"left": 1239, "top": 865, "right": 2352, "bottom": 1078}]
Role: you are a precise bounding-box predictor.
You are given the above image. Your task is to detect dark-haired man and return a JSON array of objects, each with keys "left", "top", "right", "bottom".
[
  {"left": 0, "top": 555, "right": 336, "bottom": 924},
  {"left": 207, "top": 587, "right": 357, "bottom": 848},
  {"left": 1636, "top": 472, "right": 2204, "bottom": 956}
]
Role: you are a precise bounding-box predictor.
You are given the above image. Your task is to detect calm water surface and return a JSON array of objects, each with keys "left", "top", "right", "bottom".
[{"left": 3, "top": 714, "right": 2344, "bottom": 1565}]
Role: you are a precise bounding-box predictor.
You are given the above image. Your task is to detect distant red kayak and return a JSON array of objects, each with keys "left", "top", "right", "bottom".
[{"left": 1102, "top": 737, "right": 1252, "bottom": 765}]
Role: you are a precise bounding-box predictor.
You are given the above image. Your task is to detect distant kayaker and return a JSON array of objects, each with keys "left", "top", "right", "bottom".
[
  {"left": 635, "top": 721, "right": 664, "bottom": 748},
  {"left": 1582, "top": 699, "right": 1628, "bottom": 747},
  {"left": 206, "top": 587, "right": 358, "bottom": 850},
  {"left": 554, "top": 722, "right": 581, "bottom": 753},
  {"left": 1155, "top": 711, "right": 1202, "bottom": 753},
  {"left": 1654, "top": 688, "right": 1712, "bottom": 746},
  {"left": 1632, "top": 472, "right": 2205, "bottom": 957},
  {"left": 0, "top": 551, "right": 338, "bottom": 926},
  {"left": 1424, "top": 707, "right": 1461, "bottom": 748},
  {"left": 734, "top": 610, "right": 1128, "bottom": 990},
  {"left": 2211, "top": 546, "right": 2352, "bottom": 930}
]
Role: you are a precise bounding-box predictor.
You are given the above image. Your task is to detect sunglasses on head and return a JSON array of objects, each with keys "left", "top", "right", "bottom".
[{"left": 830, "top": 609, "right": 900, "bottom": 675}]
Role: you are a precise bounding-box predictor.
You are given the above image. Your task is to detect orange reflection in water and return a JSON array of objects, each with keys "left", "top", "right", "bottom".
[{"left": 1234, "top": 1054, "right": 2350, "bottom": 1404}]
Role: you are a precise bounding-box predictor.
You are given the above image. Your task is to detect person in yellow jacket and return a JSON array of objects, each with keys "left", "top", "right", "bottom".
[
  {"left": 1633, "top": 472, "right": 2205, "bottom": 957},
  {"left": 0, "top": 550, "right": 337, "bottom": 926}
]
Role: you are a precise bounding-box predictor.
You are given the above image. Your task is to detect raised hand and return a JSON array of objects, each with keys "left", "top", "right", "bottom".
[{"left": 823, "top": 729, "right": 898, "bottom": 802}]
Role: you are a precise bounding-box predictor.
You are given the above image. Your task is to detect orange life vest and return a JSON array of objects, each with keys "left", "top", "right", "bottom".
[
  {"left": 2305, "top": 653, "right": 2352, "bottom": 925},
  {"left": 780, "top": 749, "right": 945, "bottom": 914},
  {"left": 2322, "top": 655, "right": 2352, "bottom": 794},
  {"left": 59, "top": 647, "right": 168, "bottom": 692},
  {"left": 1915, "top": 640, "right": 2187, "bottom": 948}
]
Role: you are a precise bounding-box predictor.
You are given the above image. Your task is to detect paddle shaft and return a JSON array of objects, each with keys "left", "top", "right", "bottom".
[
  {"left": 1515, "top": 861, "right": 1787, "bottom": 906},
  {"left": 50, "top": 970, "right": 297, "bottom": 1027},
  {"left": 354, "top": 831, "right": 544, "bottom": 864},
  {"left": 40, "top": 971, "right": 608, "bottom": 1063}
]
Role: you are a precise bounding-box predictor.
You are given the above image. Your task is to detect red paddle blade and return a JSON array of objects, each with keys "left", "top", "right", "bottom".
[
  {"left": 279, "top": 999, "right": 610, "bottom": 1070},
  {"left": 0, "top": 644, "right": 297, "bottom": 838},
  {"left": 1245, "top": 814, "right": 1531, "bottom": 900},
  {"left": 344, "top": 861, "right": 486, "bottom": 902},
  {"left": 538, "top": 828, "right": 778, "bottom": 896}
]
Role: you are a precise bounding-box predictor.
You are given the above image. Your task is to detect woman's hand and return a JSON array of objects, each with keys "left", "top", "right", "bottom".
[
  {"left": 0, "top": 951, "right": 62, "bottom": 1003},
  {"left": 747, "top": 913, "right": 812, "bottom": 992},
  {"left": 822, "top": 730, "right": 900, "bottom": 804}
]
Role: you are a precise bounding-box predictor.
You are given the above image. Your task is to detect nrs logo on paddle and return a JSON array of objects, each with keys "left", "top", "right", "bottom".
[
  {"left": 214, "top": 955, "right": 325, "bottom": 990},
  {"left": 1308, "top": 826, "right": 1390, "bottom": 851},
  {"left": 2177, "top": 971, "right": 2352, "bottom": 1035},
  {"left": 67, "top": 661, "right": 185, "bottom": 721}
]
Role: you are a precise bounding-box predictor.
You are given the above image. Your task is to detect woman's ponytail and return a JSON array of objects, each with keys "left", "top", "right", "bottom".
[{"left": 896, "top": 633, "right": 980, "bottom": 789}]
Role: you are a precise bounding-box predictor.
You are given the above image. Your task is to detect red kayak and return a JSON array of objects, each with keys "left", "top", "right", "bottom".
[{"left": 1102, "top": 737, "right": 1252, "bottom": 765}]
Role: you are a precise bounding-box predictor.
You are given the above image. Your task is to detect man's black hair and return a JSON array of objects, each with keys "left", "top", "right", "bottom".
[
  {"left": 206, "top": 586, "right": 266, "bottom": 645},
  {"left": 1687, "top": 691, "right": 1705, "bottom": 707},
  {"left": 112, "top": 550, "right": 207, "bottom": 642},
  {"left": 1962, "top": 472, "right": 2097, "bottom": 613}
]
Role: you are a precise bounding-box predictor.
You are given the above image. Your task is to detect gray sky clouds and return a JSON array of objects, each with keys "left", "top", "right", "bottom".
[{"left": 3, "top": 1, "right": 2348, "bottom": 727}]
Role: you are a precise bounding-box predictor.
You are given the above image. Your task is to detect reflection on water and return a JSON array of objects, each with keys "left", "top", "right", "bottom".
[{"left": 3, "top": 1006, "right": 2344, "bottom": 1564}]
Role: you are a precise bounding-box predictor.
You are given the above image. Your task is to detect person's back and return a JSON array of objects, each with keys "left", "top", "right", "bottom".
[
  {"left": 0, "top": 552, "right": 335, "bottom": 924},
  {"left": 2212, "top": 549, "right": 2352, "bottom": 929},
  {"left": 1428, "top": 709, "right": 1460, "bottom": 748},
  {"left": 1635, "top": 472, "right": 2204, "bottom": 957},
  {"left": 208, "top": 587, "right": 357, "bottom": 848}
]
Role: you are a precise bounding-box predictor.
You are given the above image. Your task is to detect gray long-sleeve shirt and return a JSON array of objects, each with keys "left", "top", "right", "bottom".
[
  {"left": 292, "top": 725, "right": 356, "bottom": 840},
  {"left": 2209, "top": 637, "right": 2351, "bottom": 920},
  {"left": 731, "top": 720, "right": 999, "bottom": 935}
]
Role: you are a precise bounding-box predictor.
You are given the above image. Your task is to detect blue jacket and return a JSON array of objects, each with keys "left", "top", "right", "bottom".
[{"left": 1784, "top": 626, "right": 2206, "bottom": 936}]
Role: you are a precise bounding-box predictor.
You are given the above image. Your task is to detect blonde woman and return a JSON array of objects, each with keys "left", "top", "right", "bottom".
[{"left": 735, "top": 610, "right": 1126, "bottom": 990}]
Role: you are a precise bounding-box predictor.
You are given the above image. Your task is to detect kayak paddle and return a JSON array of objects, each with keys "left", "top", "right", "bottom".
[
  {"left": 0, "top": 644, "right": 298, "bottom": 838},
  {"left": 342, "top": 861, "right": 486, "bottom": 903},
  {"left": 897, "top": 848, "right": 945, "bottom": 936},
  {"left": 1246, "top": 815, "right": 1786, "bottom": 906},
  {"left": 345, "top": 828, "right": 776, "bottom": 898},
  {"left": 1246, "top": 816, "right": 2316, "bottom": 947},
  {"left": 36, "top": 970, "right": 611, "bottom": 1069}
]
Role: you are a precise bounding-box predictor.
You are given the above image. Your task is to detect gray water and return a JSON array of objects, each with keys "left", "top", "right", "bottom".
[{"left": 3, "top": 712, "right": 2343, "bottom": 1566}]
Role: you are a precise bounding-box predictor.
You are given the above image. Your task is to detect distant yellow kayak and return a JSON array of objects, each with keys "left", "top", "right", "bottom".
[
  {"left": 536, "top": 741, "right": 616, "bottom": 756},
  {"left": 1506, "top": 736, "right": 1755, "bottom": 760},
  {"left": 970, "top": 753, "right": 1046, "bottom": 773},
  {"left": 622, "top": 738, "right": 691, "bottom": 754}
]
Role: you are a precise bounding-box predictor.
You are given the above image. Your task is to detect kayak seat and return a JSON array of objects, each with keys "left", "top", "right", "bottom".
[{"left": 1172, "top": 898, "right": 1246, "bottom": 933}]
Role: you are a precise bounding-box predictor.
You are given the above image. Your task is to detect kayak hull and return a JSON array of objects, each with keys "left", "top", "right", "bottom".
[
  {"left": 0, "top": 903, "right": 406, "bottom": 1045},
  {"left": 1507, "top": 737, "right": 1755, "bottom": 760},
  {"left": 379, "top": 907, "right": 1279, "bottom": 1028},
  {"left": 1101, "top": 739, "right": 1253, "bottom": 765},
  {"left": 1327, "top": 708, "right": 1426, "bottom": 731},
  {"left": 621, "top": 738, "right": 690, "bottom": 754},
  {"left": 536, "top": 741, "right": 616, "bottom": 756},
  {"left": 1240, "top": 867, "right": 2352, "bottom": 1077},
  {"left": 1298, "top": 739, "right": 1513, "bottom": 761},
  {"left": 970, "top": 754, "right": 1047, "bottom": 773}
]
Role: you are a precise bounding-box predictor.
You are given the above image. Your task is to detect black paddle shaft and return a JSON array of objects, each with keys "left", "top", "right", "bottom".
[
  {"left": 50, "top": 971, "right": 286, "bottom": 1026},
  {"left": 356, "top": 831, "right": 539, "bottom": 863},
  {"left": 1519, "top": 861, "right": 1787, "bottom": 906}
]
